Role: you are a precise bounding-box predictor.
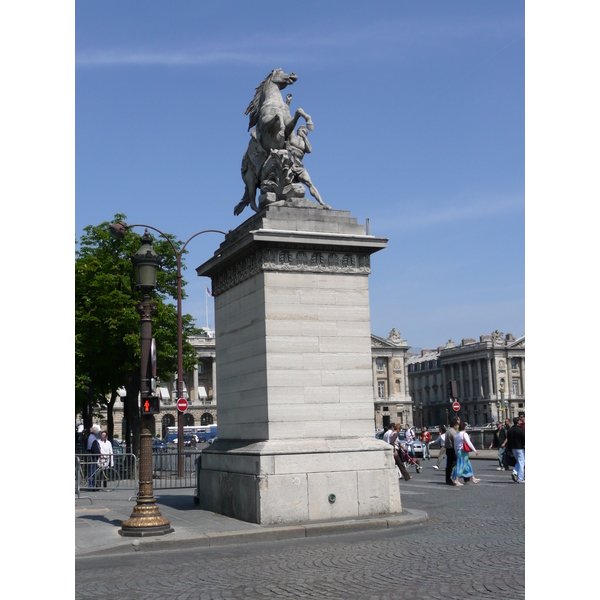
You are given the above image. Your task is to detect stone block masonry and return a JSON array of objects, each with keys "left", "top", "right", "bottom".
[{"left": 195, "top": 205, "right": 402, "bottom": 524}]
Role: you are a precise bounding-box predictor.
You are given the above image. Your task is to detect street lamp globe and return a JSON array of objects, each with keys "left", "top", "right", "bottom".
[{"left": 132, "top": 230, "right": 160, "bottom": 290}]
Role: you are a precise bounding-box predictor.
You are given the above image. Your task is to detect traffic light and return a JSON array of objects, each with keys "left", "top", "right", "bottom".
[
  {"left": 446, "top": 380, "right": 458, "bottom": 399},
  {"left": 141, "top": 396, "right": 160, "bottom": 415}
]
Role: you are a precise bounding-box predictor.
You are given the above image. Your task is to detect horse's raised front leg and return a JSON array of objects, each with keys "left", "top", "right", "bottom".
[{"left": 284, "top": 109, "right": 314, "bottom": 139}]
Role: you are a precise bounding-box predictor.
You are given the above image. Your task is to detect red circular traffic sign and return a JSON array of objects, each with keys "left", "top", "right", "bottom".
[
  {"left": 176, "top": 398, "right": 188, "bottom": 412},
  {"left": 452, "top": 401, "right": 460, "bottom": 412}
]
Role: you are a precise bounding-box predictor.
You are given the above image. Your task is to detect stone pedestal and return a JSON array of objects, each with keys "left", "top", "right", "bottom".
[{"left": 195, "top": 206, "right": 401, "bottom": 524}]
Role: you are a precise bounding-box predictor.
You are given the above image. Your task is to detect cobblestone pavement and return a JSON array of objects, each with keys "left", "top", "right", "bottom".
[{"left": 76, "top": 461, "right": 524, "bottom": 599}]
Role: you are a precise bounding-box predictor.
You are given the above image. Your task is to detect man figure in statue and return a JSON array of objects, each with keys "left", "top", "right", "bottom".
[{"left": 286, "top": 125, "right": 329, "bottom": 208}]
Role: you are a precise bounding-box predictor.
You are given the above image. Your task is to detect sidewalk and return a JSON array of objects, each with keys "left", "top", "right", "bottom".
[
  {"left": 75, "top": 449, "right": 497, "bottom": 558},
  {"left": 76, "top": 488, "right": 428, "bottom": 558}
]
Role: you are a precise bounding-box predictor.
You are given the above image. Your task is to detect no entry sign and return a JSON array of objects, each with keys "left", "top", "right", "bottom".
[
  {"left": 176, "top": 398, "right": 188, "bottom": 412},
  {"left": 452, "top": 401, "right": 460, "bottom": 412}
]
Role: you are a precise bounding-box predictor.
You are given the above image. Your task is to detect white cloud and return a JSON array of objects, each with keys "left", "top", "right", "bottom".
[
  {"left": 377, "top": 194, "right": 524, "bottom": 231},
  {"left": 76, "top": 14, "right": 523, "bottom": 68}
]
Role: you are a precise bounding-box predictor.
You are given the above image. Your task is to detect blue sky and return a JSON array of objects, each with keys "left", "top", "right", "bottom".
[{"left": 75, "top": 0, "right": 525, "bottom": 349}]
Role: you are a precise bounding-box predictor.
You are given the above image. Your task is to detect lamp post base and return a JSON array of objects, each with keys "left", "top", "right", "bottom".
[
  {"left": 118, "top": 428, "right": 174, "bottom": 537},
  {"left": 119, "top": 503, "right": 174, "bottom": 537}
]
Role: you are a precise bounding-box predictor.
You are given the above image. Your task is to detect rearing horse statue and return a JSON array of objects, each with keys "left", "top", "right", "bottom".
[{"left": 235, "top": 69, "right": 314, "bottom": 216}]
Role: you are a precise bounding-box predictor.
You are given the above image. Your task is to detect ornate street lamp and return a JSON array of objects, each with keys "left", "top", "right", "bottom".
[
  {"left": 120, "top": 231, "right": 173, "bottom": 537},
  {"left": 111, "top": 221, "right": 226, "bottom": 476}
]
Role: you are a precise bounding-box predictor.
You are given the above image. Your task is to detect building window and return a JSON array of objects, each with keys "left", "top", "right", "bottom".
[
  {"left": 511, "top": 358, "right": 518, "bottom": 370},
  {"left": 376, "top": 358, "right": 384, "bottom": 372},
  {"left": 197, "top": 362, "right": 203, "bottom": 374},
  {"left": 513, "top": 380, "right": 519, "bottom": 396},
  {"left": 378, "top": 381, "right": 386, "bottom": 398}
]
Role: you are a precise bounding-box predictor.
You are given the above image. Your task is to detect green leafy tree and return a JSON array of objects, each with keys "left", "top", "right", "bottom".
[{"left": 76, "top": 214, "right": 201, "bottom": 454}]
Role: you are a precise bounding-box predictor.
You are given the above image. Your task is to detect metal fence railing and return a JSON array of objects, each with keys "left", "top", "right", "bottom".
[
  {"left": 151, "top": 451, "right": 202, "bottom": 489},
  {"left": 75, "top": 453, "right": 138, "bottom": 497}
]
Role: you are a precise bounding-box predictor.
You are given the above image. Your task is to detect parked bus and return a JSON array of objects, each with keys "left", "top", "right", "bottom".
[{"left": 165, "top": 424, "right": 217, "bottom": 442}]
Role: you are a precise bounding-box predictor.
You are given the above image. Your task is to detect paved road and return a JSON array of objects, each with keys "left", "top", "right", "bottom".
[{"left": 76, "top": 460, "right": 524, "bottom": 599}]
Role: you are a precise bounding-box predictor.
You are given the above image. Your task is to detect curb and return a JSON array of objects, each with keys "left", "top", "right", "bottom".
[{"left": 76, "top": 508, "right": 428, "bottom": 558}]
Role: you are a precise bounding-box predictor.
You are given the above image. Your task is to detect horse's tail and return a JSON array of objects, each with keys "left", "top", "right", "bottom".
[{"left": 234, "top": 195, "right": 248, "bottom": 216}]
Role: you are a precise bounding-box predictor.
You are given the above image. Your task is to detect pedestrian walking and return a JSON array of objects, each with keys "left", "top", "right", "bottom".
[
  {"left": 489, "top": 422, "right": 508, "bottom": 471},
  {"left": 502, "top": 419, "right": 515, "bottom": 470},
  {"left": 452, "top": 421, "right": 481, "bottom": 484},
  {"left": 420, "top": 426, "right": 431, "bottom": 460},
  {"left": 430, "top": 425, "right": 446, "bottom": 469},
  {"left": 86, "top": 425, "right": 101, "bottom": 488},
  {"left": 507, "top": 416, "right": 525, "bottom": 483},
  {"left": 383, "top": 423, "right": 395, "bottom": 444},
  {"left": 393, "top": 432, "right": 413, "bottom": 481},
  {"left": 404, "top": 424, "right": 416, "bottom": 458},
  {"left": 445, "top": 417, "right": 460, "bottom": 486}
]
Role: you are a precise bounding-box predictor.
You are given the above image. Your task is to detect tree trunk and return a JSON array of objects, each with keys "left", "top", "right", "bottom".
[{"left": 107, "top": 390, "right": 117, "bottom": 441}]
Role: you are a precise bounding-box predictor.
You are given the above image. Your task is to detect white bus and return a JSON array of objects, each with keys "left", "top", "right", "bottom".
[{"left": 165, "top": 424, "right": 217, "bottom": 442}]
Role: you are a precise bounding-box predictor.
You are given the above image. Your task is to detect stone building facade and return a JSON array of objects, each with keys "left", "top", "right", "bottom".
[
  {"left": 407, "top": 349, "right": 444, "bottom": 428},
  {"left": 407, "top": 331, "right": 525, "bottom": 428},
  {"left": 370, "top": 328, "right": 412, "bottom": 429}
]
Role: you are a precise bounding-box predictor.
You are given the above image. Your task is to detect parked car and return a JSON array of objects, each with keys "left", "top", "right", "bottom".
[
  {"left": 112, "top": 439, "right": 123, "bottom": 454},
  {"left": 207, "top": 437, "right": 217, "bottom": 445},
  {"left": 396, "top": 430, "right": 424, "bottom": 458},
  {"left": 182, "top": 433, "right": 197, "bottom": 447},
  {"left": 152, "top": 438, "right": 168, "bottom": 452},
  {"left": 165, "top": 432, "right": 198, "bottom": 447}
]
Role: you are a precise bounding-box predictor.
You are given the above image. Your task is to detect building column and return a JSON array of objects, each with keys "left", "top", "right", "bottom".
[
  {"left": 507, "top": 356, "right": 513, "bottom": 399},
  {"left": 521, "top": 357, "right": 525, "bottom": 396},
  {"left": 372, "top": 357, "right": 378, "bottom": 399},
  {"left": 467, "top": 361, "right": 473, "bottom": 400},
  {"left": 487, "top": 358, "right": 494, "bottom": 398},
  {"left": 211, "top": 358, "right": 217, "bottom": 404},
  {"left": 193, "top": 364, "right": 199, "bottom": 405},
  {"left": 457, "top": 362, "right": 464, "bottom": 400},
  {"left": 477, "top": 360, "right": 483, "bottom": 398},
  {"left": 387, "top": 357, "right": 394, "bottom": 400},
  {"left": 441, "top": 367, "right": 447, "bottom": 403}
]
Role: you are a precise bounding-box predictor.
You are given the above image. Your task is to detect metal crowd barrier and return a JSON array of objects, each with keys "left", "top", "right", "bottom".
[
  {"left": 151, "top": 451, "right": 202, "bottom": 489},
  {"left": 76, "top": 450, "right": 201, "bottom": 497},
  {"left": 75, "top": 453, "right": 138, "bottom": 497}
]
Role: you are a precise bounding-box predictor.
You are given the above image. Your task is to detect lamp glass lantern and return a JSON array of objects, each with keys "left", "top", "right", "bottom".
[{"left": 132, "top": 231, "right": 160, "bottom": 290}]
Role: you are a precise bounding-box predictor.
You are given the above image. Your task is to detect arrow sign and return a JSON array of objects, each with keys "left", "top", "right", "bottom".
[{"left": 176, "top": 398, "right": 188, "bottom": 412}]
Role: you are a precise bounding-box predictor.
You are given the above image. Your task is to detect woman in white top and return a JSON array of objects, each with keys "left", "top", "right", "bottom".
[
  {"left": 452, "top": 421, "right": 480, "bottom": 484},
  {"left": 98, "top": 431, "right": 114, "bottom": 468}
]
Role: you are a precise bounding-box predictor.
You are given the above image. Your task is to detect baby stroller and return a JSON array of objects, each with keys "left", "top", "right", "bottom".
[{"left": 398, "top": 445, "right": 422, "bottom": 474}]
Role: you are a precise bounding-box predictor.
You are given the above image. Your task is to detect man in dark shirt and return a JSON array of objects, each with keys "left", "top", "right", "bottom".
[
  {"left": 445, "top": 416, "right": 461, "bottom": 486},
  {"left": 507, "top": 416, "right": 525, "bottom": 483},
  {"left": 489, "top": 422, "right": 509, "bottom": 471},
  {"left": 87, "top": 425, "right": 101, "bottom": 489}
]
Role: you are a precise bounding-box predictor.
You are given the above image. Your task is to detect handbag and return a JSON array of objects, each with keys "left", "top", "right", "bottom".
[{"left": 462, "top": 436, "right": 475, "bottom": 453}]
